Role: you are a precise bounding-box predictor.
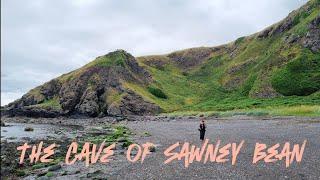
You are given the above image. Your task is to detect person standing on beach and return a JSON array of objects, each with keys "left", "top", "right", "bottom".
[{"left": 199, "top": 118, "right": 206, "bottom": 141}]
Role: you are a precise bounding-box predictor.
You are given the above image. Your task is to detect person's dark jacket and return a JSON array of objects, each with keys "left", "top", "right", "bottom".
[{"left": 199, "top": 124, "right": 206, "bottom": 132}]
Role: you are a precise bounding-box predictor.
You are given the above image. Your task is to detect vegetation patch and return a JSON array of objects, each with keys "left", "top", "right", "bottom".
[
  {"left": 235, "top": 36, "right": 245, "bottom": 45},
  {"left": 105, "top": 88, "right": 124, "bottom": 105},
  {"left": 239, "top": 74, "right": 257, "bottom": 96},
  {"left": 32, "top": 163, "right": 47, "bottom": 170},
  {"left": 87, "top": 51, "right": 127, "bottom": 68},
  {"left": 33, "top": 96, "right": 61, "bottom": 110},
  {"left": 45, "top": 172, "right": 54, "bottom": 177},
  {"left": 147, "top": 86, "right": 168, "bottom": 99},
  {"left": 15, "top": 169, "right": 26, "bottom": 177},
  {"left": 271, "top": 50, "right": 320, "bottom": 96},
  {"left": 84, "top": 125, "right": 134, "bottom": 146},
  {"left": 165, "top": 105, "right": 320, "bottom": 117}
]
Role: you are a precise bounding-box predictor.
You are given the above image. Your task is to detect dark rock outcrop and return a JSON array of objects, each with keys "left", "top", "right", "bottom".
[
  {"left": 167, "top": 47, "right": 214, "bottom": 69},
  {"left": 257, "top": 15, "right": 294, "bottom": 39},
  {"left": 258, "top": 26, "right": 274, "bottom": 39},
  {"left": 75, "top": 87, "right": 100, "bottom": 117},
  {"left": 107, "top": 91, "right": 161, "bottom": 116},
  {"left": 302, "top": 15, "right": 320, "bottom": 52},
  {"left": 2, "top": 106, "right": 61, "bottom": 118},
  {"left": 270, "top": 17, "right": 295, "bottom": 36},
  {"left": 40, "top": 79, "right": 62, "bottom": 99}
]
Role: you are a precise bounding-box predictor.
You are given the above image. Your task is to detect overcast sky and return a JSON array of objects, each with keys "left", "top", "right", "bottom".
[{"left": 1, "top": 0, "right": 308, "bottom": 105}]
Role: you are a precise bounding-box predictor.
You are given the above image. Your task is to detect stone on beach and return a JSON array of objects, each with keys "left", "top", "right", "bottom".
[{"left": 24, "top": 127, "right": 34, "bottom": 131}]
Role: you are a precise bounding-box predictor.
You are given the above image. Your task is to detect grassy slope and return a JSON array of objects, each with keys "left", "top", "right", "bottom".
[
  {"left": 28, "top": 1, "right": 319, "bottom": 117},
  {"left": 124, "top": 0, "right": 320, "bottom": 116},
  {"left": 32, "top": 96, "right": 62, "bottom": 110}
]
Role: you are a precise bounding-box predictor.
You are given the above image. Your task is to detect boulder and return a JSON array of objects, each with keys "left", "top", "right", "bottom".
[{"left": 24, "top": 127, "right": 34, "bottom": 131}]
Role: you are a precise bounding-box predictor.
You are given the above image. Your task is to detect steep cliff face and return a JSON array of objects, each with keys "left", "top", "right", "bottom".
[{"left": 3, "top": 0, "right": 320, "bottom": 117}]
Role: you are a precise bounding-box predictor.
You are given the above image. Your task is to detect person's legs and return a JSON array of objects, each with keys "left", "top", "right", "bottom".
[{"left": 200, "top": 131, "right": 204, "bottom": 140}]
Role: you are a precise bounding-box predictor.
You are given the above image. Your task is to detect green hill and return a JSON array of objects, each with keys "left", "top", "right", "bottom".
[{"left": 3, "top": 0, "right": 320, "bottom": 117}]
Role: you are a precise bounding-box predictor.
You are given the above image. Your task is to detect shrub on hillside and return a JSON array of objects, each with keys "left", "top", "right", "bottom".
[
  {"left": 182, "top": 72, "right": 189, "bottom": 76},
  {"left": 147, "top": 86, "right": 168, "bottom": 99},
  {"left": 235, "top": 36, "right": 245, "bottom": 45},
  {"left": 271, "top": 52, "right": 320, "bottom": 96}
]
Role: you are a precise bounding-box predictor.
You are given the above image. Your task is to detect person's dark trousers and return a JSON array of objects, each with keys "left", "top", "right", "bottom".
[{"left": 200, "top": 130, "right": 205, "bottom": 140}]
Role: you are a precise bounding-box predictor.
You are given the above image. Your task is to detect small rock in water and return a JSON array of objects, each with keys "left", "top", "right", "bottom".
[
  {"left": 1, "top": 121, "right": 5, "bottom": 127},
  {"left": 24, "top": 127, "right": 34, "bottom": 131}
]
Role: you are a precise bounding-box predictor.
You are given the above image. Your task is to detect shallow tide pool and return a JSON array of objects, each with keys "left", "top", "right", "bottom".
[{"left": 1, "top": 123, "right": 79, "bottom": 142}]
